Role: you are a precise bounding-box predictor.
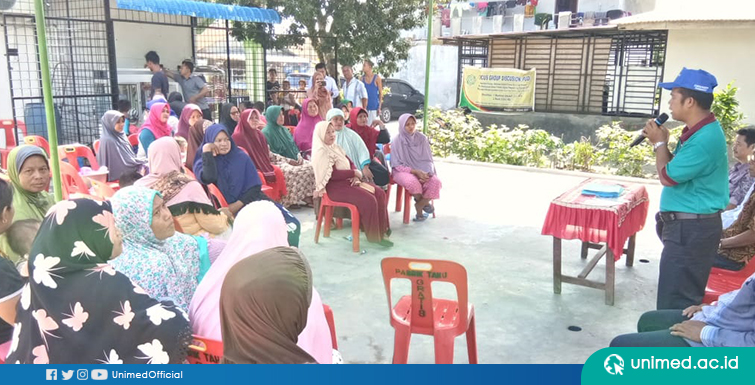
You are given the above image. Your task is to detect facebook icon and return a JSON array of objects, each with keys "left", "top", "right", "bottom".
[{"left": 46, "top": 369, "right": 57, "bottom": 380}]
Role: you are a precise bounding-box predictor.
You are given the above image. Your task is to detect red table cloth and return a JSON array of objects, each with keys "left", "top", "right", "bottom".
[{"left": 541, "top": 178, "right": 650, "bottom": 260}]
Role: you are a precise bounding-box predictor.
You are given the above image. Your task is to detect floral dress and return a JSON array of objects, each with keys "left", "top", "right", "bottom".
[{"left": 6, "top": 198, "right": 192, "bottom": 364}]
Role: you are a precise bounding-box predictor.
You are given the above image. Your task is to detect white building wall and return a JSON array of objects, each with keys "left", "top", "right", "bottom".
[
  {"left": 393, "top": 43, "right": 459, "bottom": 110},
  {"left": 113, "top": 22, "right": 192, "bottom": 69},
  {"left": 662, "top": 28, "right": 755, "bottom": 124}
]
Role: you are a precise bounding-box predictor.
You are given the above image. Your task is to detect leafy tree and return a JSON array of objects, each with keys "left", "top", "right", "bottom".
[
  {"left": 217, "top": 0, "right": 427, "bottom": 76},
  {"left": 711, "top": 82, "right": 746, "bottom": 142}
]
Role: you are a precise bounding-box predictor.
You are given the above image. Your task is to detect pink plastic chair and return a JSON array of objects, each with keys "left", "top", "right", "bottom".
[{"left": 381, "top": 257, "right": 477, "bottom": 364}]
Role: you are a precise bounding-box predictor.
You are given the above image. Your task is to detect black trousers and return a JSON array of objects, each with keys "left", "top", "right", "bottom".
[
  {"left": 610, "top": 310, "right": 691, "bottom": 347},
  {"left": 656, "top": 213, "right": 721, "bottom": 309}
]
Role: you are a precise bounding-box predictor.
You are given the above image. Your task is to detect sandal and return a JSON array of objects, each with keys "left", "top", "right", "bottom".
[
  {"left": 378, "top": 239, "right": 394, "bottom": 248},
  {"left": 385, "top": 229, "right": 392, "bottom": 238},
  {"left": 413, "top": 214, "right": 427, "bottom": 222}
]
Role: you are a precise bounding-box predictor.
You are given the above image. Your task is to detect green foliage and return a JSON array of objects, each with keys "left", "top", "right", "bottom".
[
  {"left": 217, "top": 0, "right": 426, "bottom": 75},
  {"left": 711, "top": 82, "right": 746, "bottom": 141},
  {"left": 595, "top": 123, "right": 654, "bottom": 177},
  {"left": 424, "top": 107, "right": 697, "bottom": 178}
]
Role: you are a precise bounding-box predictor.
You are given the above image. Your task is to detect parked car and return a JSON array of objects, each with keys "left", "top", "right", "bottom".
[{"left": 380, "top": 79, "right": 424, "bottom": 123}]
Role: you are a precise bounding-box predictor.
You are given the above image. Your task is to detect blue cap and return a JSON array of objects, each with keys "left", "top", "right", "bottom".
[{"left": 658, "top": 68, "right": 718, "bottom": 94}]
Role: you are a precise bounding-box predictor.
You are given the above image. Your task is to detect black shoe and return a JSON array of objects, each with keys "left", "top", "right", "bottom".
[{"left": 378, "top": 239, "right": 394, "bottom": 248}]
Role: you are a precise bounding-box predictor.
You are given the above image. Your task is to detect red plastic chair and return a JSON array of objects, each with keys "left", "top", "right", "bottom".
[
  {"left": 128, "top": 133, "right": 139, "bottom": 147},
  {"left": 187, "top": 335, "right": 224, "bottom": 364},
  {"left": 59, "top": 162, "right": 95, "bottom": 200},
  {"left": 183, "top": 166, "right": 196, "bottom": 180},
  {"left": 392, "top": 183, "right": 436, "bottom": 224},
  {"left": 323, "top": 304, "right": 338, "bottom": 349},
  {"left": 23, "top": 135, "right": 50, "bottom": 155},
  {"left": 58, "top": 144, "right": 99, "bottom": 171},
  {"left": 0, "top": 119, "right": 26, "bottom": 148},
  {"left": 703, "top": 257, "right": 755, "bottom": 303},
  {"left": 314, "top": 193, "right": 361, "bottom": 253},
  {"left": 380, "top": 257, "right": 478, "bottom": 364},
  {"left": 207, "top": 184, "right": 228, "bottom": 208},
  {"left": 89, "top": 178, "right": 116, "bottom": 200},
  {"left": 93, "top": 140, "right": 100, "bottom": 155}
]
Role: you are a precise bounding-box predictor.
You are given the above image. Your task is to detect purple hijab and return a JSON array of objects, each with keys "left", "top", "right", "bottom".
[
  {"left": 96, "top": 110, "right": 146, "bottom": 181},
  {"left": 193, "top": 124, "right": 262, "bottom": 203},
  {"left": 391, "top": 114, "right": 436, "bottom": 174},
  {"left": 293, "top": 98, "right": 322, "bottom": 155},
  {"left": 176, "top": 104, "right": 202, "bottom": 139}
]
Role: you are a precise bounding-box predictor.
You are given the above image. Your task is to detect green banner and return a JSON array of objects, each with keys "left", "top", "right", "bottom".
[
  {"left": 458, "top": 66, "right": 536, "bottom": 112},
  {"left": 582, "top": 348, "right": 752, "bottom": 384}
]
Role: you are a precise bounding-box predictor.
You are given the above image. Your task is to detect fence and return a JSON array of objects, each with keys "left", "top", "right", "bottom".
[
  {"left": 452, "top": 29, "right": 668, "bottom": 117},
  {"left": 3, "top": 0, "right": 114, "bottom": 145},
  {"left": 2, "top": 0, "right": 338, "bottom": 145}
]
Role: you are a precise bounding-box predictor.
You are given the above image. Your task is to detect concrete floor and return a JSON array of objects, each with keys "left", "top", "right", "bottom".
[{"left": 288, "top": 159, "right": 665, "bottom": 364}]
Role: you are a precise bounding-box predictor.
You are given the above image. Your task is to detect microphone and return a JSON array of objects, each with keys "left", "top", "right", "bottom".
[{"left": 629, "top": 113, "right": 669, "bottom": 148}]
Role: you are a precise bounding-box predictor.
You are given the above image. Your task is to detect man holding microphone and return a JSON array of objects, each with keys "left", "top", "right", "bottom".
[{"left": 642, "top": 68, "right": 729, "bottom": 310}]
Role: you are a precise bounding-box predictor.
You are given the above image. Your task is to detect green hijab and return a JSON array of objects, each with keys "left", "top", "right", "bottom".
[
  {"left": 262, "top": 106, "right": 300, "bottom": 160},
  {"left": 0, "top": 145, "right": 55, "bottom": 262}
]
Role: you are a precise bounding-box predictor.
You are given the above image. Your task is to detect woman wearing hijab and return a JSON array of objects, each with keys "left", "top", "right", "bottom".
[
  {"left": 263, "top": 106, "right": 317, "bottom": 207},
  {"left": 328, "top": 108, "right": 373, "bottom": 180},
  {"left": 0, "top": 179, "right": 21, "bottom": 359},
  {"left": 194, "top": 124, "right": 301, "bottom": 247},
  {"left": 190, "top": 202, "right": 333, "bottom": 364},
  {"left": 391, "top": 114, "right": 442, "bottom": 222},
  {"left": 232, "top": 109, "right": 287, "bottom": 202},
  {"left": 293, "top": 98, "right": 322, "bottom": 158},
  {"left": 348, "top": 106, "right": 391, "bottom": 163},
  {"left": 219, "top": 103, "right": 241, "bottom": 132},
  {"left": 97, "top": 110, "right": 147, "bottom": 182},
  {"left": 176, "top": 104, "right": 203, "bottom": 140},
  {"left": 0, "top": 145, "right": 54, "bottom": 262},
  {"left": 219, "top": 246, "right": 318, "bottom": 364},
  {"left": 136, "top": 137, "right": 230, "bottom": 239},
  {"left": 138, "top": 102, "right": 172, "bottom": 157},
  {"left": 308, "top": 72, "right": 332, "bottom": 119},
  {"left": 312, "top": 121, "right": 392, "bottom": 247},
  {"left": 185, "top": 119, "right": 212, "bottom": 171},
  {"left": 6, "top": 198, "right": 192, "bottom": 364},
  {"left": 110, "top": 186, "right": 212, "bottom": 310}
]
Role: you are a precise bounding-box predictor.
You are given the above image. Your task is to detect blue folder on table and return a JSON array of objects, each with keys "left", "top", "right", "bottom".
[{"left": 581, "top": 183, "right": 624, "bottom": 198}]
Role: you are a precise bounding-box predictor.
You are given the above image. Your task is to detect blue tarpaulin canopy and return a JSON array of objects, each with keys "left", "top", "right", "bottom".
[{"left": 116, "top": 0, "right": 281, "bottom": 24}]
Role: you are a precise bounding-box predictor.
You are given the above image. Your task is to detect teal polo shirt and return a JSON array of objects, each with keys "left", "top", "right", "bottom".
[{"left": 659, "top": 115, "right": 729, "bottom": 214}]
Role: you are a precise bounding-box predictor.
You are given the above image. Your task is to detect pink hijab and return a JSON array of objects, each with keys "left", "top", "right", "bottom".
[
  {"left": 134, "top": 137, "right": 212, "bottom": 206},
  {"left": 293, "top": 98, "right": 322, "bottom": 156},
  {"left": 141, "top": 102, "right": 172, "bottom": 139},
  {"left": 189, "top": 201, "right": 333, "bottom": 364},
  {"left": 176, "top": 104, "right": 201, "bottom": 139}
]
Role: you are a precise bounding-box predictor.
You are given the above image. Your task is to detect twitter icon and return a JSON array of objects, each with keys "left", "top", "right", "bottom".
[{"left": 61, "top": 371, "right": 74, "bottom": 381}]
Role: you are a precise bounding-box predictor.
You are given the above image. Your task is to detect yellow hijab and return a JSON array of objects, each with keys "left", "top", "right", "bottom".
[{"left": 311, "top": 121, "right": 351, "bottom": 192}]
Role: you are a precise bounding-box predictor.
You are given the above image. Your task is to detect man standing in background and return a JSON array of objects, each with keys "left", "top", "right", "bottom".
[
  {"left": 362, "top": 59, "right": 383, "bottom": 124},
  {"left": 166, "top": 59, "right": 212, "bottom": 120},
  {"left": 341, "top": 64, "right": 368, "bottom": 109},
  {"left": 643, "top": 68, "right": 729, "bottom": 310},
  {"left": 144, "top": 51, "right": 169, "bottom": 99}
]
